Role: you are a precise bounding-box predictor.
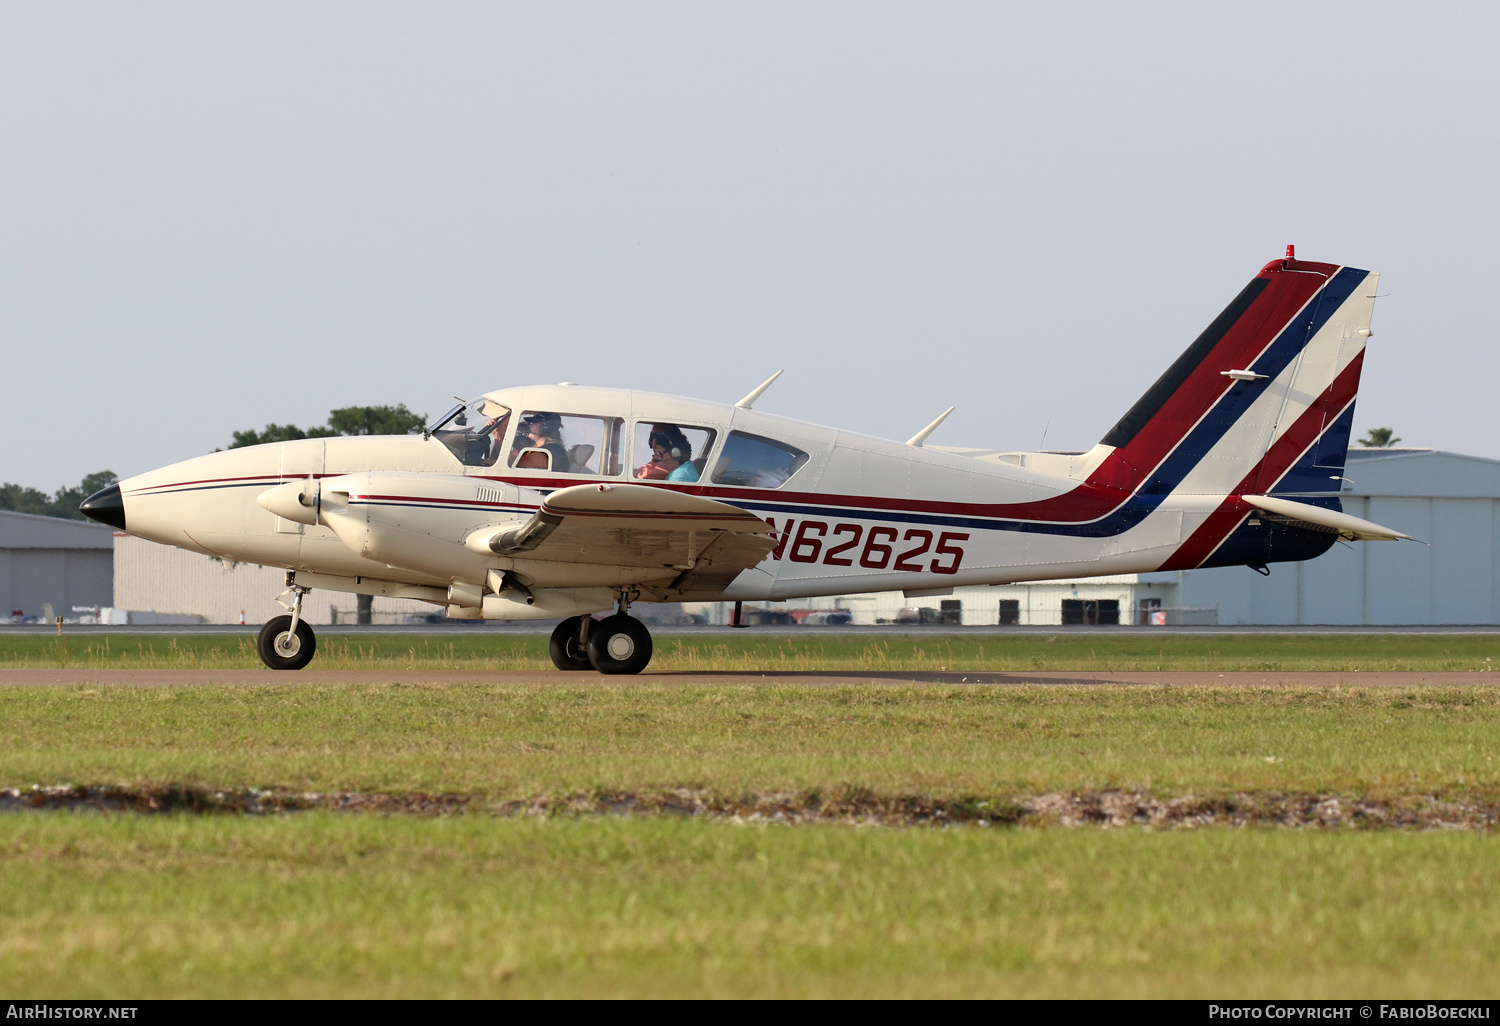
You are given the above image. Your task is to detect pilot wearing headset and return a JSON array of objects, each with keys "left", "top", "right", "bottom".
[
  {"left": 634, "top": 425, "right": 699, "bottom": 482},
  {"left": 510, "top": 411, "right": 569, "bottom": 470}
]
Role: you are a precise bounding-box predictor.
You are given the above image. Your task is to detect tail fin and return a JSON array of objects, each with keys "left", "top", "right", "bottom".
[{"left": 1091, "top": 254, "right": 1378, "bottom": 500}]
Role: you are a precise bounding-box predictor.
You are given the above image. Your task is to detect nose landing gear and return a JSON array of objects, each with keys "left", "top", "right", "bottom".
[
  {"left": 257, "top": 578, "right": 317, "bottom": 670},
  {"left": 546, "top": 592, "right": 653, "bottom": 675}
]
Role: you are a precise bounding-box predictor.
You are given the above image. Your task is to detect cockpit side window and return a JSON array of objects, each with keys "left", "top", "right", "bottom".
[
  {"left": 433, "top": 399, "right": 512, "bottom": 468},
  {"left": 508, "top": 412, "right": 624, "bottom": 476},
  {"left": 710, "top": 432, "right": 808, "bottom": 489}
]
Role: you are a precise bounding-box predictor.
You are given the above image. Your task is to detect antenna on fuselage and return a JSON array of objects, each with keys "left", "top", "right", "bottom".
[
  {"left": 736, "top": 369, "right": 784, "bottom": 409},
  {"left": 906, "top": 406, "right": 955, "bottom": 448}
]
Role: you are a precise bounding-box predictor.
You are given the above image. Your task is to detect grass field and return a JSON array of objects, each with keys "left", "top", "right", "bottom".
[
  {"left": 3, "top": 817, "right": 1497, "bottom": 999},
  {"left": 2, "top": 680, "right": 1498, "bottom": 800},
  {"left": 2, "top": 633, "right": 1498, "bottom": 998},
  {"left": 1, "top": 630, "right": 1499, "bottom": 671}
]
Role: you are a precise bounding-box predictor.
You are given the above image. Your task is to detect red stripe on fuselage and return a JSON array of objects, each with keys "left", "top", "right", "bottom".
[{"left": 1155, "top": 348, "right": 1365, "bottom": 572}]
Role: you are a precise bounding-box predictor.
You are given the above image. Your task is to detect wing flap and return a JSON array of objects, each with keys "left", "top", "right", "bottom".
[{"left": 468, "top": 483, "right": 776, "bottom": 576}]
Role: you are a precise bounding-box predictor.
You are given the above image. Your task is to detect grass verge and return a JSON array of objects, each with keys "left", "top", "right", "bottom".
[
  {"left": 3, "top": 631, "right": 1500, "bottom": 671},
  {"left": 1, "top": 816, "right": 1496, "bottom": 998},
  {"left": 2, "top": 682, "right": 1497, "bottom": 799}
]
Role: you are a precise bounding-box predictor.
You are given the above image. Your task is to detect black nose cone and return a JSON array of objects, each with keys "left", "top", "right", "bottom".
[{"left": 80, "top": 484, "right": 127, "bottom": 531}]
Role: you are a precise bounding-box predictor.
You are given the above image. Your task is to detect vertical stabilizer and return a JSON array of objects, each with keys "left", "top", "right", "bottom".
[{"left": 1091, "top": 256, "right": 1378, "bottom": 501}]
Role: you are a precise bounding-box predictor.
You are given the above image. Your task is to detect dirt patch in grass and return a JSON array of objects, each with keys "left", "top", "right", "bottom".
[
  {"left": 5, "top": 784, "right": 1497, "bottom": 830},
  {"left": 0, "top": 785, "right": 471, "bottom": 816}
]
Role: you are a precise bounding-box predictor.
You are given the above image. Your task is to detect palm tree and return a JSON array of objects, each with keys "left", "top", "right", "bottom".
[{"left": 1358, "top": 427, "right": 1402, "bottom": 448}]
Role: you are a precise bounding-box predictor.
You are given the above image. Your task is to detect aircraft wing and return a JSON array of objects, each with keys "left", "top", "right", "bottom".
[{"left": 467, "top": 483, "right": 777, "bottom": 589}]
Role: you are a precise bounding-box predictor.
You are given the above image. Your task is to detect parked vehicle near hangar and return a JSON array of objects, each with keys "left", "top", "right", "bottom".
[{"left": 82, "top": 249, "right": 1407, "bottom": 674}]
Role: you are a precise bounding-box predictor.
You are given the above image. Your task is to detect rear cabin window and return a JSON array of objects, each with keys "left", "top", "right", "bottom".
[
  {"left": 710, "top": 432, "right": 808, "bottom": 489},
  {"left": 631, "top": 423, "right": 717, "bottom": 484}
]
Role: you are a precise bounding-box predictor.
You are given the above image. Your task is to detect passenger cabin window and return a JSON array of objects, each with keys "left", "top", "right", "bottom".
[
  {"left": 631, "top": 423, "right": 716, "bottom": 484},
  {"left": 508, "top": 411, "right": 623, "bottom": 475},
  {"left": 432, "top": 399, "right": 512, "bottom": 468},
  {"left": 710, "top": 432, "right": 808, "bottom": 489}
]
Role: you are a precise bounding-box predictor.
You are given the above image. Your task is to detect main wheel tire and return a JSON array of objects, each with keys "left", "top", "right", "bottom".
[
  {"left": 256, "top": 615, "right": 317, "bottom": 671},
  {"left": 585, "top": 614, "right": 653, "bottom": 675},
  {"left": 548, "top": 616, "right": 594, "bottom": 671}
]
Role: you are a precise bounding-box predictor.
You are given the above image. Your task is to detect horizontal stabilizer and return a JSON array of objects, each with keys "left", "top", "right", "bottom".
[{"left": 1241, "top": 494, "right": 1410, "bottom": 541}]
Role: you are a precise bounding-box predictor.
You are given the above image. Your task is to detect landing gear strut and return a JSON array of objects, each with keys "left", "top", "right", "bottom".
[
  {"left": 548, "top": 592, "right": 654, "bottom": 675},
  {"left": 257, "top": 578, "right": 317, "bottom": 670}
]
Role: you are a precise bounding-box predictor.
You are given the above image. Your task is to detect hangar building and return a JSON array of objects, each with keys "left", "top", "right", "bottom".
[
  {"left": 1159, "top": 447, "right": 1500, "bottom": 626},
  {"left": 0, "top": 511, "right": 114, "bottom": 622}
]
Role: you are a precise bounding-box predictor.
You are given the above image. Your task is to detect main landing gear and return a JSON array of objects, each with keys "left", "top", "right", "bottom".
[
  {"left": 549, "top": 592, "right": 654, "bottom": 675},
  {"left": 257, "top": 578, "right": 317, "bottom": 670}
]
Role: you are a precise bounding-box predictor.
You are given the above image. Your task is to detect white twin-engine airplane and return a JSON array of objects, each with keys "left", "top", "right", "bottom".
[{"left": 82, "top": 248, "right": 1408, "bottom": 674}]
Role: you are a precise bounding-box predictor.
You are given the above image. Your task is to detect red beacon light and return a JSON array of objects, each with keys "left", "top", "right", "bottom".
[{"left": 1285, "top": 244, "right": 1296, "bottom": 260}]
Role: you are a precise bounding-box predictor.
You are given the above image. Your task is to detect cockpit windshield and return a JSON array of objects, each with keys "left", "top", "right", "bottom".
[{"left": 431, "top": 398, "right": 512, "bottom": 468}]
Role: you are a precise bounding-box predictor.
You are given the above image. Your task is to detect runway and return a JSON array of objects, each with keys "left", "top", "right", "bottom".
[{"left": 4, "top": 668, "right": 1498, "bottom": 687}]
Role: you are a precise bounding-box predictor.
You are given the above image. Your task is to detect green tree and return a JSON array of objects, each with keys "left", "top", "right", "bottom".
[
  {"left": 229, "top": 423, "right": 337, "bottom": 449},
  {"left": 326, "top": 404, "right": 426, "bottom": 437},
  {"left": 1358, "top": 427, "right": 1402, "bottom": 448},
  {"left": 0, "top": 483, "right": 50, "bottom": 516},
  {"left": 0, "top": 471, "right": 119, "bottom": 521},
  {"left": 49, "top": 471, "right": 121, "bottom": 517},
  {"left": 228, "top": 405, "right": 425, "bottom": 449}
]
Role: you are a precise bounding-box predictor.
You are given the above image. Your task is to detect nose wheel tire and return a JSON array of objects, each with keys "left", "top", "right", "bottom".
[
  {"left": 256, "top": 615, "right": 317, "bottom": 671},
  {"left": 585, "top": 614, "right": 653, "bottom": 675},
  {"left": 548, "top": 616, "right": 594, "bottom": 671}
]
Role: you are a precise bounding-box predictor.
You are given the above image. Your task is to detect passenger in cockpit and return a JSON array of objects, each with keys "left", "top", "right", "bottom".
[
  {"left": 634, "top": 425, "right": 699, "bottom": 482},
  {"left": 511, "top": 412, "right": 569, "bottom": 470}
]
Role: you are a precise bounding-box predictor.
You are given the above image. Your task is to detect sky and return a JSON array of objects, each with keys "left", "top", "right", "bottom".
[{"left": 3, "top": 1, "right": 1495, "bottom": 491}]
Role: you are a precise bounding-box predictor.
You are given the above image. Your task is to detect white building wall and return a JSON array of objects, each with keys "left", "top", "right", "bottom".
[
  {"left": 695, "top": 576, "right": 1183, "bottom": 626},
  {"left": 113, "top": 534, "right": 437, "bottom": 625}
]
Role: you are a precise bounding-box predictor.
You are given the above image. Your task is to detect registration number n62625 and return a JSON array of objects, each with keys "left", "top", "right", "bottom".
[{"left": 763, "top": 518, "right": 968, "bottom": 575}]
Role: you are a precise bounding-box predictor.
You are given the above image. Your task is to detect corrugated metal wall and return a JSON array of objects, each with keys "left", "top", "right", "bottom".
[
  {"left": 0, "top": 511, "right": 115, "bottom": 620},
  {"left": 1176, "top": 451, "right": 1500, "bottom": 624},
  {"left": 0, "top": 548, "right": 114, "bottom": 619}
]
